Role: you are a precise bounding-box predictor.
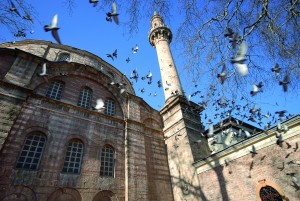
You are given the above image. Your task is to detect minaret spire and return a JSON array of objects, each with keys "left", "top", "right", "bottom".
[{"left": 148, "top": 12, "right": 183, "bottom": 102}]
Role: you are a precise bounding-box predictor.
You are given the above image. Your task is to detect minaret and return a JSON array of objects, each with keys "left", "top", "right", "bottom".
[
  {"left": 148, "top": 11, "right": 183, "bottom": 102},
  {"left": 149, "top": 12, "right": 211, "bottom": 201}
]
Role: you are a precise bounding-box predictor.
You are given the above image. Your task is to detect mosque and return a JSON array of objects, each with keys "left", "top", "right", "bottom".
[{"left": 0, "top": 12, "right": 299, "bottom": 201}]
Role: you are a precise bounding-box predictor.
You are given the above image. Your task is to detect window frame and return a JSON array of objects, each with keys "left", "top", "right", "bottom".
[
  {"left": 15, "top": 133, "right": 47, "bottom": 171},
  {"left": 57, "top": 53, "right": 71, "bottom": 62},
  {"left": 46, "top": 81, "right": 65, "bottom": 100},
  {"left": 62, "top": 139, "right": 84, "bottom": 174},
  {"left": 104, "top": 99, "right": 116, "bottom": 116},
  {"left": 256, "top": 180, "right": 288, "bottom": 201},
  {"left": 77, "top": 87, "right": 92, "bottom": 109},
  {"left": 100, "top": 145, "right": 115, "bottom": 177}
]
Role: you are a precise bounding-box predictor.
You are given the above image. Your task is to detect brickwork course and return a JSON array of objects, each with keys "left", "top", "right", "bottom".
[{"left": 0, "top": 12, "right": 299, "bottom": 201}]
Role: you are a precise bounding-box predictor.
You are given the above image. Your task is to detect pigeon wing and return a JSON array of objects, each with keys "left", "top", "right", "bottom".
[
  {"left": 52, "top": 30, "right": 61, "bottom": 44},
  {"left": 50, "top": 14, "right": 58, "bottom": 28},
  {"left": 95, "top": 99, "right": 105, "bottom": 109}
]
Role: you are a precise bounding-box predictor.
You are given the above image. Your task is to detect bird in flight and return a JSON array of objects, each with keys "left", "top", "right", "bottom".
[
  {"left": 217, "top": 65, "right": 227, "bottom": 84},
  {"left": 44, "top": 14, "right": 61, "bottom": 44},
  {"left": 250, "top": 82, "right": 263, "bottom": 96},
  {"left": 38, "top": 63, "right": 48, "bottom": 76},
  {"left": 92, "top": 98, "right": 105, "bottom": 112},
  {"left": 231, "top": 41, "right": 248, "bottom": 76},
  {"left": 23, "top": 13, "right": 33, "bottom": 24},
  {"left": 106, "top": 49, "right": 117, "bottom": 61},
  {"left": 9, "top": 1, "right": 21, "bottom": 17},
  {"left": 89, "top": 0, "right": 98, "bottom": 7},
  {"left": 271, "top": 63, "right": 281, "bottom": 78},
  {"left": 126, "top": 57, "right": 130, "bottom": 63},
  {"left": 132, "top": 44, "right": 139, "bottom": 54},
  {"left": 279, "top": 73, "right": 290, "bottom": 92},
  {"left": 106, "top": 2, "right": 119, "bottom": 25}
]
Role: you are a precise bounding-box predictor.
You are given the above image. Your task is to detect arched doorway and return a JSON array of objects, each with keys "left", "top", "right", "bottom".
[
  {"left": 46, "top": 188, "right": 81, "bottom": 201},
  {"left": 0, "top": 185, "right": 36, "bottom": 201},
  {"left": 92, "top": 190, "right": 117, "bottom": 201}
]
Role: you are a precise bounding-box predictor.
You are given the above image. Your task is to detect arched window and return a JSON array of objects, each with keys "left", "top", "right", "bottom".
[
  {"left": 104, "top": 99, "right": 115, "bottom": 116},
  {"left": 57, "top": 53, "right": 70, "bottom": 62},
  {"left": 77, "top": 87, "right": 92, "bottom": 109},
  {"left": 256, "top": 180, "right": 287, "bottom": 201},
  {"left": 15, "top": 133, "right": 46, "bottom": 170},
  {"left": 62, "top": 139, "right": 84, "bottom": 174},
  {"left": 100, "top": 145, "right": 115, "bottom": 177},
  {"left": 46, "top": 81, "right": 64, "bottom": 100}
]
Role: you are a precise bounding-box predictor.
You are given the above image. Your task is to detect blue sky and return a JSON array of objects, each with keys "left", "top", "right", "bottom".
[{"left": 2, "top": 0, "right": 300, "bottom": 129}]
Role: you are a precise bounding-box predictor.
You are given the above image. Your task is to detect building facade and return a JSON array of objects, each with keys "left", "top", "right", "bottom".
[{"left": 0, "top": 12, "right": 299, "bottom": 201}]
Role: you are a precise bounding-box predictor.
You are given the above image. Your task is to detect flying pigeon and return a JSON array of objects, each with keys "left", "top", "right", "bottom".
[
  {"left": 231, "top": 41, "right": 248, "bottom": 76},
  {"left": 126, "top": 57, "right": 130, "bottom": 63},
  {"left": 132, "top": 44, "right": 139, "bottom": 53},
  {"left": 9, "top": 1, "right": 21, "bottom": 17},
  {"left": 130, "top": 69, "right": 138, "bottom": 82},
  {"left": 38, "top": 63, "right": 48, "bottom": 76},
  {"left": 92, "top": 98, "right": 105, "bottom": 112},
  {"left": 229, "top": 33, "right": 239, "bottom": 48},
  {"left": 224, "top": 27, "right": 234, "bottom": 38},
  {"left": 217, "top": 65, "right": 227, "bottom": 84},
  {"left": 89, "top": 0, "right": 98, "bottom": 7},
  {"left": 23, "top": 13, "right": 33, "bottom": 24},
  {"left": 271, "top": 63, "right": 281, "bottom": 78},
  {"left": 279, "top": 73, "right": 290, "bottom": 92},
  {"left": 157, "top": 80, "right": 162, "bottom": 88},
  {"left": 44, "top": 14, "right": 61, "bottom": 44},
  {"left": 250, "top": 82, "right": 263, "bottom": 96},
  {"left": 106, "top": 49, "right": 117, "bottom": 61},
  {"left": 106, "top": 2, "right": 119, "bottom": 25},
  {"left": 250, "top": 145, "right": 257, "bottom": 157},
  {"left": 275, "top": 110, "right": 288, "bottom": 121}
]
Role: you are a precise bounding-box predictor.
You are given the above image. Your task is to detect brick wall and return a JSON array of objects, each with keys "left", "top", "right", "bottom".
[{"left": 196, "top": 133, "right": 300, "bottom": 201}]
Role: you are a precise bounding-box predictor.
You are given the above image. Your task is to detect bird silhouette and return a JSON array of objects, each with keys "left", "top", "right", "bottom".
[
  {"left": 44, "top": 14, "right": 61, "bottom": 44},
  {"left": 23, "top": 13, "right": 33, "bottom": 24},
  {"left": 92, "top": 98, "right": 105, "bottom": 112},
  {"left": 89, "top": 0, "right": 98, "bottom": 7},
  {"left": 250, "top": 82, "right": 263, "bottom": 96},
  {"left": 9, "top": 1, "right": 21, "bottom": 17},
  {"left": 271, "top": 63, "right": 281, "bottom": 78},
  {"left": 132, "top": 44, "right": 139, "bottom": 53},
  {"left": 250, "top": 145, "right": 257, "bottom": 157},
  {"left": 126, "top": 57, "right": 130, "bottom": 63},
  {"left": 293, "top": 142, "right": 299, "bottom": 152},
  {"left": 217, "top": 65, "right": 227, "bottom": 84},
  {"left": 106, "top": 49, "right": 117, "bottom": 61},
  {"left": 106, "top": 2, "right": 119, "bottom": 25},
  {"left": 224, "top": 27, "right": 234, "bottom": 38},
  {"left": 279, "top": 73, "right": 290, "bottom": 92}
]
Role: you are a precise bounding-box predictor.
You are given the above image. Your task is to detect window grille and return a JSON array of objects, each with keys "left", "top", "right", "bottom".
[
  {"left": 259, "top": 185, "right": 283, "bottom": 201},
  {"left": 77, "top": 88, "right": 92, "bottom": 109},
  {"left": 104, "top": 99, "right": 115, "bottom": 116},
  {"left": 46, "top": 81, "right": 64, "bottom": 100},
  {"left": 100, "top": 146, "right": 115, "bottom": 177},
  {"left": 15, "top": 133, "right": 46, "bottom": 170},
  {"left": 58, "top": 53, "right": 70, "bottom": 62},
  {"left": 62, "top": 140, "right": 84, "bottom": 174}
]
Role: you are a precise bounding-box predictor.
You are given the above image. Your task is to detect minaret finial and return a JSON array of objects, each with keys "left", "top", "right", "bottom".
[{"left": 154, "top": 10, "right": 157, "bottom": 16}]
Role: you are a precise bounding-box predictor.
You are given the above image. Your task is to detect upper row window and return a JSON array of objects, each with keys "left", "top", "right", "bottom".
[
  {"left": 45, "top": 81, "right": 116, "bottom": 116},
  {"left": 57, "top": 53, "right": 70, "bottom": 62}
]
